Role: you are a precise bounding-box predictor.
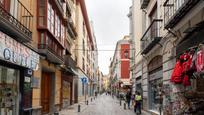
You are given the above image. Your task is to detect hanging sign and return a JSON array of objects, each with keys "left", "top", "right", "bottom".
[{"left": 0, "top": 31, "right": 39, "bottom": 70}]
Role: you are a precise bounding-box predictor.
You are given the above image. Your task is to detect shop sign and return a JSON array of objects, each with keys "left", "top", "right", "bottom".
[{"left": 0, "top": 31, "right": 39, "bottom": 70}]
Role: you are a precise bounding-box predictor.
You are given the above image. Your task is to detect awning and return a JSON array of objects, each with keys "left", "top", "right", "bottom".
[
  {"left": 122, "top": 81, "right": 132, "bottom": 86},
  {"left": 70, "top": 68, "right": 79, "bottom": 76}
]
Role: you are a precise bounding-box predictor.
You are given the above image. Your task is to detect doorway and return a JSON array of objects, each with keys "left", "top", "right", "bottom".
[{"left": 41, "top": 72, "right": 51, "bottom": 114}]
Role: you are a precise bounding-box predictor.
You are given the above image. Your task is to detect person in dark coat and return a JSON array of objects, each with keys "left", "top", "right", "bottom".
[{"left": 126, "top": 89, "right": 132, "bottom": 109}]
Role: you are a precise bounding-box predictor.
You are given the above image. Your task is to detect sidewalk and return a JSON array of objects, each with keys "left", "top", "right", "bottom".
[{"left": 59, "top": 96, "right": 96, "bottom": 115}]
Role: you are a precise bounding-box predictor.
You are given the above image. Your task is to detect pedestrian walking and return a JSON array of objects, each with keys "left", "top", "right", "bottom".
[
  {"left": 125, "top": 89, "right": 132, "bottom": 109},
  {"left": 131, "top": 94, "right": 135, "bottom": 108},
  {"left": 135, "top": 92, "right": 142, "bottom": 114}
]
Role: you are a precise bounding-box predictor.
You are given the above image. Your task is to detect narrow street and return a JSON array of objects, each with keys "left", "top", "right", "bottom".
[{"left": 60, "top": 94, "right": 150, "bottom": 115}]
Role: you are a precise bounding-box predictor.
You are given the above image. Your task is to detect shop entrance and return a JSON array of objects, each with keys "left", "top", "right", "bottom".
[
  {"left": 148, "top": 56, "right": 163, "bottom": 112},
  {"left": 0, "top": 66, "right": 20, "bottom": 115},
  {"left": 62, "top": 80, "right": 71, "bottom": 108},
  {"left": 41, "top": 72, "right": 51, "bottom": 114}
]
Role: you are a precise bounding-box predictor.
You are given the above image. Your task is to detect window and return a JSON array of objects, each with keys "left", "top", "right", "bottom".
[
  {"left": 40, "top": 32, "right": 45, "bottom": 44},
  {"left": 55, "top": 14, "right": 58, "bottom": 36},
  {"left": 38, "top": 0, "right": 46, "bottom": 26},
  {"left": 61, "top": 24, "right": 64, "bottom": 45},
  {"left": 83, "top": 22, "right": 86, "bottom": 37},
  {"left": 149, "top": 5, "right": 158, "bottom": 38},
  {"left": 48, "top": 3, "right": 51, "bottom": 29},
  {"left": 57, "top": 16, "right": 61, "bottom": 40},
  {"left": 51, "top": 8, "right": 54, "bottom": 33},
  {"left": 83, "top": 40, "right": 85, "bottom": 55},
  {"left": 82, "top": 58, "right": 85, "bottom": 71}
]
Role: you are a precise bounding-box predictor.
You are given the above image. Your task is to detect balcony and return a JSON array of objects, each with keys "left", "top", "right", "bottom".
[
  {"left": 141, "top": 19, "right": 163, "bottom": 55},
  {"left": 66, "top": 0, "right": 74, "bottom": 15},
  {"left": 0, "top": 0, "right": 33, "bottom": 42},
  {"left": 67, "top": 18, "right": 77, "bottom": 39},
  {"left": 54, "top": 0, "right": 64, "bottom": 16},
  {"left": 141, "top": 0, "right": 150, "bottom": 9},
  {"left": 38, "top": 44, "right": 64, "bottom": 64},
  {"left": 164, "top": 0, "right": 200, "bottom": 29},
  {"left": 64, "top": 55, "right": 76, "bottom": 69}
]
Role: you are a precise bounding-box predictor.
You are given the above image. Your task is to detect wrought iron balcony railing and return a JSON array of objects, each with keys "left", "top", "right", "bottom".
[
  {"left": 141, "top": 19, "right": 163, "bottom": 55},
  {"left": 141, "top": 0, "right": 150, "bottom": 9},
  {"left": 164, "top": 0, "right": 200, "bottom": 29},
  {"left": 64, "top": 55, "right": 76, "bottom": 69},
  {"left": 0, "top": 0, "right": 33, "bottom": 42},
  {"left": 38, "top": 44, "right": 64, "bottom": 64}
]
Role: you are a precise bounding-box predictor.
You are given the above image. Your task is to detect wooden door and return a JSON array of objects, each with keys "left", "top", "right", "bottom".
[{"left": 41, "top": 72, "right": 51, "bottom": 114}]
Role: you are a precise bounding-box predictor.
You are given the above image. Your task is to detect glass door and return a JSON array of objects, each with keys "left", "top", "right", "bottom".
[{"left": 0, "top": 66, "right": 20, "bottom": 115}]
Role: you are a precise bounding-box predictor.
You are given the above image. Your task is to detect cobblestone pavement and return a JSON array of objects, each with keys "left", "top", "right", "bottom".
[{"left": 59, "top": 94, "right": 150, "bottom": 115}]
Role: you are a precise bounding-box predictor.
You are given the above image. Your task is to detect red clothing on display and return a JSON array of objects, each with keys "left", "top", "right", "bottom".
[
  {"left": 196, "top": 47, "right": 204, "bottom": 72},
  {"left": 182, "top": 52, "right": 193, "bottom": 73},
  {"left": 183, "top": 75, "right": 191, "bottom": 87},
  {"left": 171, "top": 60, "right": 183, "bottom": 83}
]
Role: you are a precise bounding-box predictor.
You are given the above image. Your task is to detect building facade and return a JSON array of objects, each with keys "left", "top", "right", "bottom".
[
  {"left": 131, "top": 0, "right": 204, "bottom": 114},
  {"left": 109, "top": 36, "right": 131, "bottom": 96},
  {"left": 0, "top": 0, "right": 98, "bottom": 115},
  {"left": 75, "top": 0, "right": 96, "bottom": 102},
  {"left": 0, "top": 0, "right": 40, "bottom": 115}
]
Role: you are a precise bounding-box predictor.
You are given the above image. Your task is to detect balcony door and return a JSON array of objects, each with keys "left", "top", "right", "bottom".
[
  {"left": 9, "top": 0, "right": 18, "bottom": 18},
  {"left": 149, "top": 4, "right": 158, "bottom": 38}
]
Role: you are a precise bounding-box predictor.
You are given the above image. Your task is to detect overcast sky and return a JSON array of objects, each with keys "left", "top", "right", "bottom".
[{"left": 85, "top": 0, "right": 132, "bottom": 75}]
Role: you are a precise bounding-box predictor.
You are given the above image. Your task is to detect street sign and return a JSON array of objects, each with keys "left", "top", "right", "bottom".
[{"left": 81, "top": 77, "right": 88, "bottom": 84}]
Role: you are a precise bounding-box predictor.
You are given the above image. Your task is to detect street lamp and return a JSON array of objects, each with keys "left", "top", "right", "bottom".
[{"left": 124, "top": 50, "right": 129, "bottom": 58}]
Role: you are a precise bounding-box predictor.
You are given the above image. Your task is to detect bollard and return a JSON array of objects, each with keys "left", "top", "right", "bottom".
[
  {"left": 124, "top": 103, "right": 126, "bottom": 110},
  {"left": 120, "top": 99, "right": 122, "bottom": 106},
  {"left": 78, "top": 105, "right": 81, "bottom": 112},
  {"left": 91, "top": 98, "right": 92, "bottom": 102},
  {"left": 86, "top": 100, "right": 89, "bottom": 105},
  {"left": 54, "top": 112, "right": 59, "bottom": 115}
]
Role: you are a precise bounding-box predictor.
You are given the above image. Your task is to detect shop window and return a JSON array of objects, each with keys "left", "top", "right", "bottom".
[
  {"left": 0, "top": 66, "right": 20, "bottom": 115},
  {"left": 148, "top": 56, "right": 163, "bottom": 112}
]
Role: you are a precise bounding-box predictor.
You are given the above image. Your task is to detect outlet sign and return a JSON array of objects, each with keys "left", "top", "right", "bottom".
[{"left": 0, "top": 31, "right": 39, "bottom": 70}]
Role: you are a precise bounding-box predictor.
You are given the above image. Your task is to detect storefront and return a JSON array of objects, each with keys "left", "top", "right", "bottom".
[
  {"left": 0, "top": 31, "right": 39, "bottom": 115},
  {"left": 148, "top": 56, "right": 163, "bottom": 113},
  {"left": 61, "top": 71, "right": 74, "bottom": 108},
  {"left": 167, "top": 22, "right": 204, "bottom": 115}
]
